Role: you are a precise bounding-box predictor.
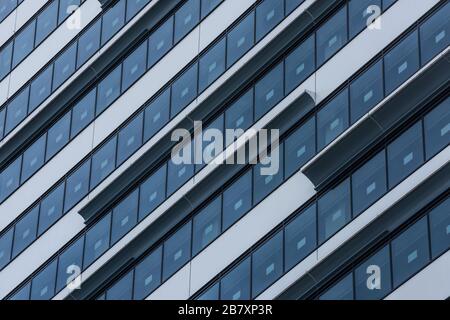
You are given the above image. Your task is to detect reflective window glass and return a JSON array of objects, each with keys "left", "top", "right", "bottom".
[
  {"left": 253, "top": 145, "right": 284, "bottom": 204},
  {"left": 46, "top": 112, "right": 71, "bottom": 160},
  {"left": 9, "top": 282, "right": 31, "bottom": 300},
  {"left": 255, "top": 0, "right": 284, "bottom": 41},
  {"left": 220, "top": 257, "right": 251, "bottom": 300},
  {"left": 193, "top": 197, "right": 222, "bottom": 255},
  {"left": 0, "top": 228, "right": 13, "bottom": 269},
  {"left": 38, "top": 183, "right": 64, "bottom": 235},
  {"left": 83, "top": 213, "right": 111, "bottom": 267},
  {"left": 101, "top": 0, "right": 126, "bottom": 45},
  {"left": 284, "top": 117, "right": 315, "bottom": 177},
  {"left": 77, "top": 19, "right": 101, "bottom": 67},
  {"left": 13, "top": 21, "right": 36, "bottom": 67},
  {"left": 0, "top": 42, "right": 13, "bottom": 80},
  {"left": 174, "top": 0, "right": 200, "bottom": 43},
  {"left": 419, "top": 2, "right": 449, "bottom": 64},
  {"left": 199, "top": 38, "right": 226, "bottom": 92},
  {"left": 171, "top": 63, "right": 198, "bottom": 117},
  {"left": 30, "top": 260, "right": 57, "bottom": 300},
  {"left": 91, "top": 137, "right": 117, "bottom": 188},
  {"left": 138, "top": 164, "right": 166, "bottom": 221},
  {"left": 429, "top": 198, "right": 450, "bottom": 259},
  {"left": 21, "top": 135, "right": 46, "bottom": 183},
  {"left": 71, "top": 88, "right": 96, "bottom": 138},
  {"left": 424, "top": 97, "right": 450, "bottom": 160},
  {"left": 12, "top": 206, "right": 39, "bottom": 257},
  {"left": 227, "top": 12, "right": 255, "bottom": 68},
  {"left": 286, "top": 0, "right": 304, "bottom": 14},
  {"left": 225, "top": 89, "right": 254, "bottom": 144},
  {"left": 5, "top": 87, "right": 29, "bottom": 134},
  {"left": 197, "top": 283, "right": 219, "bottom": 300},
  {"left": 201, "top": 0, "right": 221, "bottom": 18},
  {"left": 0, "top": 0, "right": 16, "bottom": 22},
  {"left": 255, "top": 62, "right": 283, "bottom": 120},
  {"left": 122, "top": 42, "right": 147, "bottom": 91},
  {"left": 162, "top": 222, "right": 192, "bottom": 280},
  {"left": 349, "top": 0, "right": 381, "bottom": 39},
  {"left": 223, "top": 171, "right": 252, "bottom": 230},
  {"left": 117, "top": 113, "right": 143, "bottom": 165},
  {"left": 285, "top": 34, "right": 315, "bottom": 94},
  {"left": 29, "top": 65, "right": 53, "bottom": 112},
  {"left": 111, "top": 190, "right": 138, "bottom": 244},
  {"left": 56, "top": 237, "right": 84, "bottom": 292},
  {"left": 126, "top": 0, "right": 150, "bottom": 21},
  {"left": 35, "top": 1, "right": 58, "bottom": 45},
  {"left": 320, "top": 274, "right": 354, "bottom": 300},
  {"left": 147, "top": 17, "right": 174, "bottom": 68},
  {"left": 64, "top": 160, "right": 91, "bottom": 212},
  {"left": 0, "top": 156, "right": 22, "bottom": 202},
  {"left": 97, "top": 65, "right": 121, "bottom": 114},
  {"left": 53, "top": 43, "right": 77, "bottom": 89},
  {"left": 59, "top": 0, "right": 81, "bottom": 23},
  {"left": 107, "top": 270, "right": 133, "bottom": 300},
  {"left": 143, "top": 88, "right": 170, "bottom": 141},
  {"left": 133, "top": 246, "right": 162, "bottom": 299}
]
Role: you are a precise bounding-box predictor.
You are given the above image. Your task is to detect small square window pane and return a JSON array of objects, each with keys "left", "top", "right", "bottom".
[
  {"left": 143, "top": 88, "right": 170, "bottom": 141},
  {"left": 84, "top": 213, "right": 111, "bottom": 267},
  {"left": 197, "top": 283, "right": 219, "bottom": 300},
  {"left": 320, "top": 274, "right": 354, "bottom": 300},
  {"left": 111, "top": 190, "right": 138, "bottom": 244},
  {"left": 106, "top": 270, "right": 133, "bottom": 300},
  {"left": 9, "top": 282, "right": 31, "bottom": 300},
  {"left": 147, "top": 17, "right": 174, "bottom": 68},
  {"left": 12, "top": 205, "right": 39, "bottom": 257},
  {"left": 162, "top": 222, "right": 192, "bottom": 280},
  {"left": 255, "top": 0, "right": 284, "bottom": 41},
  {"left": 21, "top": 135, "right": 46, "bottom": 183},
  {"left": 255, "top": 62, "right": 283, "bottom": 120},
  {"left": 71, "top": 88, "right": 96, "bottom": 138},
  {"left": 225, "top": 89, "right": 254, "bottom": 144},
  {"left": 0, "top": 42, "right": 13, "bottom": 80},
  {"left": 285, "top": 117, "right": 315, "bottom": 177},
  {"left": 167, "top": 148, "right": 194, "bottom": 196},
  {"left": 46, "top": 112, "right": 71, "bottom": 160},
  {"left": 424, "top": 97, "right": 450, "bottom": 160},
  {"left": 35, "top": 1, "right": 58, "bottom": 45},
  {"left": 171, "top": 63, "right": 198, "bottom": 117},
  {"left": 117, "top": 113, "right": 143, "bottom": 165},
  {"left": 0, "top": 0, "right": 16, "bottom": 22},
  {"left": 0, "top": 228, "right": 13, "bottom": 269},
  {"left": 56, "top": 237, "right": 84, "bottom": 292},
  {"left": 64, "top": 160, "right": 91, "bottom": 212},
  {"left": 220, "top": 257, "right": 251, "bottom": 300},
  {"left": 201, "top": 0, "right": 221, "bottom": 18},
  {"left": 223, "top": 171, "right": 252, "bottom": 230},
  {"left": 97, "top": 65, "right": 122, "bottom": 114},
  {"left": 38, "top": 183, "right": 64, "bottom": 235},
  {"left": 429, "top": 198, "right": 450, "bottom": 259},
  {"left": 91, "top": 137, "right": 117, "bottom": 188},
  {"left": 138, "top": 164, "right": 166, "bottom": 221},
  {"left": 77, "top": 20, "right": 101, "bottom": 67},
  {"left": 349, "top": 0, "right": 381, "bottom": 39},
  {"left": 0, "top": 156, "right": 22, "bottom": 202},
  {"left": 126, "top": 0, "right": 150, "bottom": 22},
  {"left": 192, "top": 196, "right": 222, "bottom": 255},
  {"left": 101, "top": 0, "right": 125, "bottom": 45},
  {"left": 286, "top": 0, "right": 304, "bottom": 14},
  {"left": 5, "top": 87, "right": 29, "bottom": 134},
  {"left": 31, "top": 260, "right": 57, "bottom": 300},
  {"left": 122, "top": 42, "right": 147, "bottom": 91},
  {"left": 227, "top": 12, "right": 255, "bottom": 67},
  {"left": 253, "top": 144, "right": 284, "bottom": 204},
  {"left": 29, "top": 65, "right": 53, "bottom": 112},
  {"left": 285, "top": 34, "right": 315, "bottom": 94},
  {"left": 174, "top": 0, "right": 200, "bottom": 43},
  {"left": 13, "top": 21, "right": 36, "bottom": 67},
  {"left": 419, "top": 2, "right": 449, "bottom": 64},
  {"left": 199, "top": 37, "right": 226, "bottom": 92},
  {"left": 133, "top": 246, "right": 162, "bottom": 299},
  {"left": 53, "top": 43, "right": 77, "bottom": 89},
  {"left": 194, "top": 114, "right": 223, "bottom": 172}
]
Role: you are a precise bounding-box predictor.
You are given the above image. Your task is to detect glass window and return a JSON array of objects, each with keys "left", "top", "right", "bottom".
[
  {"left": 424, "top": 97, "right": 450, "bottom": 160},
  {"left": 143, "top": 88, "right": 170, "bottom": 141},
  {"left": 126, "top": 0, "right": 150, "bottom": 22},
  {"left": 317, "top": 6, "right": 348, "bottom": 66},
  {"left": 223, "top": 171, "right": 252, "bottom": 230},
  {"left": 122, "top": 42, "right": 147, "bottom": 91},
  {"left": 197, "top": 283, "right": 219, "bottom": 300},
  {"left": 392, "top": 217, "right": 430, "bottom": 288},
  {"left": 387, "top": 122, "right": 424, "bottom": 188},
  {"left": 0, "top": 108, "right": 4, "bottom": 140},
  {"left": 64, "top": 160, "right": 91, "bottom": 212},
  {"left": 195, "top": 115, "right": 223, "bottom": 172},
  {"left": 284, "top": 204, "right": 316, "bottom": 271},
  {"left": 227, "top": 12, "right": 255, "bottom": 67},
  {"left": 53, "top": 43, "right": 77, "bottom": 89},
  {"left": 252, "top": 231, "right": 283, "bottom": 297},
  {"left": 253, "top": 145, "right": 284, "bottom": 204},
  {"left": 429, "top": 198, "right": 450, "bottom": 259},
  {"left": 84, "top": 213, "right": 111, "bottom": 267},
  {"left": 59, "top": 0, "right": 81, "bottom": 23},
  {"left": 117, "top": 113, "right": 143, "bottom": 165},
  {"left": 77, "top": 19, "right": 101, "bottom": 67},
  {"left": 354, "top": 245, "right": 391, "bottom": 300},
  {"left": 201, "top": 0, "right": 221, "bottom": 18},
  {"left": 147, "top": 17, "right": 174, "bottom": 68},
  {"left": 220, "top": 257, "right": 251, "bottom": 300},
  {"left": 0, "top": 228, "right": 13, "bottom": 269},
  {"left": 349, "top": 0, "right": 381, "bottom": 39},
  {"left": 255, "top": 0, "right": 284, "bottom": 41},
  {"left": 5, "top": 87, "right": 29, "bottom": 134},
  {"left": 71, "top": 88, "right": 96, "bottom": 138},
  {"left": 162, "top": 222, "right": 192, "bottom": 280},
  {"left": 30, "top": 260, "right": 57, "bottom": 300},
  {"left": 21, "top": 135, "right": 46, "bottom": 183},
  {"left": 167, "top": 150, "right": 194, "bottom": 196},
  {"left": 317, "top": 89, "right": 349, "bottom": 150},
  {"left": 171, "top": 63, "right": 198, "bottom": 117},
  {"left": 320, "top": 274, "right": 354, "bottom": 300},
  {"left": 56, "top": 237, "right": 84, "bottom": 292},
  {"left": 199, "top": 37, "right": 226, "bottom": 92},
  {"left": 225, "top": 89, "right": 254, "bottom": 143},
  {"left": 384, "top": 31, "right": 419, "bottom": 95},
  {"left": 133, "top": 246, "right": 162, "bottom": 299},
  {"left": 12, "top": 206, "right": 39, "bottom": 257},
  {"left": 0, "top": 0, "right": 16, "bottom": 22},
  {"left": 382, "top": 0, "right": 396, "bottom": 10},
  {"left": 192, "top": 197, "right": 222, "bottom": 255},
  {"left": 352, "top": 151, "right": 387, "bottom": 216},
  {"left": 285, "top": 117, "right": 315, "bottom": 177},
  {"left": 97, "top": 65, "right": 122, "bottom": 114},
  {"left": 107, "top": 270, "right": 133, "bottom": 300},
  {"left": 46, "top": 112, "right": 71, "bottom": 160},
  {"left": 111, "top": 190, "right": 138, "bottom": 244},
  {"left": 138, "top": 165, "right": 166, "bottom": 221},
  {"left": 29, "top": 65, "right": 53, "bottom": 113},
  {"left": 35, "top": 1, "right": 58, "bottom": 45},
  {"left": 174, "top": 0, "right": 200, "bottom": 43},
  {"left": 255, "top": 62, "right": 283, "bottom": 120},
  {"left": 101, "top": 0, "right": 125, "bottom": 45},
  {"left": 0, "top": 42, "right": 13, "bottom": 80},
  {"left": 0, "top": 156, "right": 22, "bottom": 202},
  {"left": 9, "top": 282, "right": 31, "bottom": 300},
  {"left": 13, "top": 21, "right": 36, "bottom": 67},
  {"left": 285, "top": 34, "right": 315, "bottom": 94},
  {"left": 318, "top": 179, "right": 351, "bottom": 244},
  {"left": 38, "top": 183, "right": 64, "bottom": 235},
  {"left": 91, "top": 137, "right": 117, "bottom": 188},
  {"left": 350, "top": 60, "right": 383, "bottom": 123},
  {"left": 419, "top": 2, "right": 449, "bottom": 64},
  {"left": 286, "top": 0, "right": 304, "bottom": 14}
]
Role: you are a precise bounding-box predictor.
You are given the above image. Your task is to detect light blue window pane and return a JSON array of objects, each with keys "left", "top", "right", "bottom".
[
  {"left": 35, "top": 1, "right": 58, "bottom": 45},
  {"left": 201, "top": 0, "right": 221, "bottom": 18},
  {"left": 107, "top": 270, "right": 133, "bottom": 300},
  {"left": 255, "top": 62, "right": 283, "bottom": 120},
  {"left": 320, "top": 274, "right": 354, "bottom": 300},
  {"left": 96, "top": 65, "right": 121, "bottom": 114},
  {"left": 174, "top": 0, "right": 200, "bottom": 43},
  {"left": 71, "top": 88, "right": 96, "bottom": 137},
  {"left": 12, "top": 205, "right": 39, "bottom": 257},
  {"left": 255, "top": 0, "right": 284, "bottom": 41},
  {"left": 9, "top": 282, "right": 31, "bottom": 300},
  {"left": 424, "top": 97, "right": 450, "bottom": 160},
  {"left": 350, "top": 60, "right": 383, "bottom": 123},
  {"left": 133, "top": 246, "right": 162, "bottom": 299},
  {"left": 38, "top": 183, "right": 64, "bottom": 235},
  {"left": 0, "top": 108, "right": 4, "bottom": 140},
  {"left": 195, "top": 114, "right": 223, "bottom": 172},
  {"left": 56, "top": 237, "right": 84, "bottom": 292},
  {"left": 77, "top": 19, "right": 101, "bottom": 67},
  {"left": 352, "top": 151, "right": 387, "bottom": 216},
  {"left": 227, "top": 12, "right": 255, "bottom": 67},
  {"left": 143, "top": 88, "right": 170, "bottom": 141},
  {"left": 349, "top": 0, "right": 381, "bottom": 39},
  {"left": 147, "top": 17, "right": 174, "bottom": 68},
  {"left": 252, "top": 231, "right": 283, "bottom": 298},
  {"left": 318, "top": 179, "right": 351, "bottom": 244},
  {"left": 0, "top": 228, "right": 13, "bottom": 269},
  {"left": 285, "top": 34, "right": 315, "bottom": 94},
  {"left": 84, "top": 212, "right": 111, "bottom": 267},
  {"left": 253, "top": 144, "right": 284, "bottom": 204},
  {"left": 101, "top": 0, "right": 125, "bottom": 45},
  {"left": 138, "top": 165, "right": 166, "bottom": 221},
  {"left": 117, "top": 113, "right": 143, "bottom": 165},
  {"left": 192, "top": 196, "right": 222, "bottom": 255},
  {"left": 0, "top": 42, "right": 13, "bottom": 79},
  {"left": 5, "top": 87, "right": 29, "bottom": 134},
  {"left": 392, "top": 217, "right": 430, "bottom": 288},
  {"left": 58, "top": 0, "right": 81, "bottom": 23},
  {"left": 167, "top": 155, "right": 194, "bottom": 196},
  {"left": 384, "top": 31, "right": 419, "bottom": 95},
  {"left": 382, "top": 0, "right": 396, "bottom": 10},
  {"left": 126, "top": 0, "right": 150, "bottom": 22},
  {"left": 162, "top": 222, "right": 192, "bottom": 280},
  {"left": 29, "top": 64, "right": 53, "bottom": 112},
  {"left": 429, "top": 198, "right": 450, "bottom": 259},
  {"left": 64, "top": 160, "right": 91, "bottom": 212},
  {"left": 91, "top": 137, "right": 117, "bottom": 188},
  {"left": 197, "top": 283, "right": 219, "bottom": 300},
  {"left": 220, "top": 257, "right": 251, "bottom": 300},
  {"left": 0, "top": 156, "right": 22, "bottom": 202},
  {"left": 46, "top": 112, "right": 71, "bottom": 160},
  {"left": 284, "top": 204, "right": 316, "bottom": 271},
  {"left": 21, "top": 135, "right": 46, "bottom": 183},
  {"left": 317, "top": 89, "right": 349, "bottom": 151},
  {"left": 223, "top": 171, "right": 252, "bottom": 230},
  {"left": 316, "top": 6, "right": 348, "bottom": 66},
  {"left": 122, "top": 41, "right": 147, "bottom": 91},
  {"left": 225, "top": 89, "right": 253, "bottom": 144},
  {"left": 13, "top": 21, "right": 35, "bottom": 67},
  {"left": 420, "top": 2, "right": 449, "bottom": 64},
  {"left": 286, "top": 0, "right": 304, "bottom": 14},
  {"left": 387, "top": 122, "right": 424, "bottom": 188},
  {"left": 111, "top": 190, "right": 138, "bottom": 244},
  {"left": 53, "top": 42, "right": 77, "bottom": 89},
  {"left": 0, "top": 0, "right": 16, "bottom": 22},
  {"left": 30, "top": 259, "right": 57, "bottom": 300},
  {"left": 355, "top": 245, "right": 391, "bottom": 300},
  {"left": 199, "top": 37, "right": 226, "bottom": 92},
  {"left": 285, "top": 117, "right": 315, "bottom": 177},
  {"left": 171, "top": 62, "right": 198, "bottom": 117}
]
